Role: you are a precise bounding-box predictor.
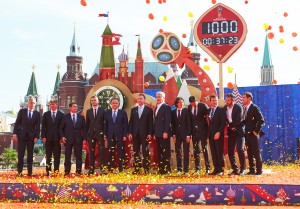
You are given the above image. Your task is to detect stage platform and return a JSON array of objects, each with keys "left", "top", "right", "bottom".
[{"left": 0, "top": 164, "right": 299, "bottom": 206}]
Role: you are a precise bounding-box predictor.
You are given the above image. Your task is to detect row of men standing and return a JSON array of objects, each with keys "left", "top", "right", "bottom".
[{"left": 12, "top": 90, "right": 264, "bottom": 176}]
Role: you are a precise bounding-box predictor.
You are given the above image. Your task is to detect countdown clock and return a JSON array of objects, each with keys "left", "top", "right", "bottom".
[
  {"left": 194, "top": 3, "right": 247, "bottom": 63},
  {"left": 94, "top": 85, "right": 124, "bottom": 110}
]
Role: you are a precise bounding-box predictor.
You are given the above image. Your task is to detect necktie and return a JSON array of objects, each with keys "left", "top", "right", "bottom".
[
  {"left": 72, "top": 114, "right": 76, "bottom": 125},
  {"left": 28, "top": 110, "right": 32, "bottom": 119},
  {"left": 178, "top": 109, "right": 181, "bottom": 118},
  {"left": 52, "top": 112, "right": 56, "bottom": 123},
  {"left": 210, "top": 108, "right": 215, "bottom": 120},
  {"left": 138, "top": 106, "right": 142, "bottom": 118},
  {"left": 94, "top": 109, "right": 97, "bottom": 119},
  {"left": 113, "top": 111, "right": 117, "bottom": 123},
  {"left": 243, "top": 107, "right": 247, "bottom": 120},
  {"left": 193, "top": 107, "right": 196, "bottom": 116}
]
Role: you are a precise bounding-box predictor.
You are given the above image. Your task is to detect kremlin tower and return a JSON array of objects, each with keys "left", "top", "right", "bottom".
[
  {"left": 58, "top": 28, "right": 86, "bottom": 113},
  {"left": 260, "top": 33, "right": 274, "bottom": 85},
  {"left": 20, "top": 65, "right": 43, "bottom": 117}
]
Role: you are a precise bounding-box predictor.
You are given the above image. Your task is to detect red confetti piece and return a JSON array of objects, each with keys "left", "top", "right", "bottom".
[{"left": 148, "top": 13, "right": 154, "bottom": 20}]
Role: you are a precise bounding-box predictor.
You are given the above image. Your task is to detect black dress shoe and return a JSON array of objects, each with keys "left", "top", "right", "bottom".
[
  {"left": 194, "top": 170, "right": 200, "bottom": 174},
  {"left": 216, "top": 171, "right": 224, "bottom": 176},
  {"left": 132, "top": 169, "right": 140, "bottom": 174},
  {"left": 28, "top": 173, "right": 33, "bottom": 177},
  {"left": 247, "top": 171, "right": 255, "bottom": 175},
  {"left": 209, "top": 170, "right": 218, "bottom": 175},
  {"left": 255, "top": 171, "right": 263, "bottom": 175},
  {"left": 228, "top": 170, "right": 239, "bottom": 176},
  {"left": 239, "top": 170, "right": 245, "bottom": 175},
  {"left": 64, "top": 172, "right": 70, "bottom": 176},
  {"left": 45, "top": 172, "right": 50, "bottom": 176}
]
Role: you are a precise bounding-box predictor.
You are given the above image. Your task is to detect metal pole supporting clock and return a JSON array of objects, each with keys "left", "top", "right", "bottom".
[{"left": 194, "top": 3, "right": 247, "bottom": 101}]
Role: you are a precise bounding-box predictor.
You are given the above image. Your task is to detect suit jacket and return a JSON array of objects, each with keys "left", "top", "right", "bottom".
[
  {"left": 171, "top": 108, "right": 191, "bottom": 138},
  {"left": 86, "top": 107, "right": 105, "bottom": 140},
  {"left": 188, "top": 102, "right": 209, "bottom": 136},
  {"left": 128, "top": 105, "right": 153, "bottom": 138},
  {"left": 208, "top": 106, "right": 226, "bottom": 138},
  {"left": 41, "top": 110, "right": 64, "bottom": 142},
  {"left": 105, "top": 109, "right": 128, "bottom": 140},
  {"left": 224, "top": 104, "right": 245, "bottom": 136},
  {"left": 59, "top": 113, "right": 86, "bottom": 144},
  {"left": 244, "top": 103, "right": 265, "bottom": 136},
  {"left": 154, "top": 103, "right": 171, "bottom": 138},
  {"left": 13, "top": 108, "right": 40, "bottom": 140}
]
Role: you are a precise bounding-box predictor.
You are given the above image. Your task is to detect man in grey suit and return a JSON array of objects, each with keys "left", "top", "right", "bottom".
[
  {"left": 13, "top": 97, "right": 40, "bottom": 177},
  {"left": 86, "top": 96, "right": 106, "bottom": 175},
  {"left": 105, "top": 98, "right": 128, "bottom": 173},
  {"left": 242, "top": 92, "right": 265, "bottom": 175},
  {"left": 41, "top": 99, "right": 64, "bottom": 176},
  {"left": 60, "top": 103, "right": 86, "bottom": 176},
  {"left": 128, "top": 93, "right": 153, "bottom": 174},
  {"left": 154, "top": 91, "right": 172, "bottom": 175},
  {"left": 224, "top": 94, "right": 246, "bottom": 175}
]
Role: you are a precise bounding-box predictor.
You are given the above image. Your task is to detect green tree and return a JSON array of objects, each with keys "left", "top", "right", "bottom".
[{"left": 0, "top": 148, "right": 17, "bottom": 169}]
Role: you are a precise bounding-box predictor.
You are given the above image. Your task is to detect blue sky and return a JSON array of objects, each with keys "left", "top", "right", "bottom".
[{"left": 1, "top": 0, "right": 300, "bottom": 111}]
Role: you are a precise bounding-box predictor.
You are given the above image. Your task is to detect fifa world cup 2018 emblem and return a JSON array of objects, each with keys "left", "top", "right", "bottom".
[{"left": 217, "top": 6, "right": 222, "bottom": 17}]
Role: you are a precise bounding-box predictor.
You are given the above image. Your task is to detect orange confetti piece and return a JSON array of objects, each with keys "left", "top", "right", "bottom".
[{"left": 80, "top": 0, "right": 87, "bottom": 6}]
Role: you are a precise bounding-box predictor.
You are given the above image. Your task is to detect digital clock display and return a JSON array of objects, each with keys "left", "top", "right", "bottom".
[
  {"left": 193, "top": 3, "right": 247, "bottom": 63},
  {"left": 202, "top": 36, "right": 238, "bottom": 45},
  {"left": 202, "top": 20, "right": 238, "bottom": 34}
]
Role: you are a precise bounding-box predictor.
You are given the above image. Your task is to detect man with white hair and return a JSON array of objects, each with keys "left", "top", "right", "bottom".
[{"left": 153, "top": 91, "right": 172, "bottom": 174}]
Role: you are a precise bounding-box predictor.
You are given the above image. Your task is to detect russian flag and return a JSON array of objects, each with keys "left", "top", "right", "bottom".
[{"left": 98, "top": 13, "right": 109, "bottom": 17}]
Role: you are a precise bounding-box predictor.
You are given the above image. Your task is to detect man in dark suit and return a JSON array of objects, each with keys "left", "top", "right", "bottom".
[
  {"left": 171, "top": 97, "right": 191, "bottom": 175},
  {"left": 41, "top": 99, "right": 64, "bottom": 176},
  {"left": 224, "top": 94, "right": 246, "bottom": 175},
  {"left": 105, "top": 98, "right": 128, "bottom": 173},
  {"left": 128, "top": 93, "right": 153, "bottom": 174},
  {"left": 13, "top": 97, "right": 40, "bottom": 177},
  {"left": 154, "top": 91, "right": 172, "bottom": 175},
  {"left": 208, "top": 95, "right": 226, "bottom": 176},
  {"left": 85, "top": 96, "right": 106, "bottom": 175},
  {"left": 242, "top": 92, "right": 265, "bottom": 175},
  {"left": 59, "top": 103, "right": 86, "bottom": 175},
  {"left": 188, "top": 96, "right": 210, "bottom": 174}
]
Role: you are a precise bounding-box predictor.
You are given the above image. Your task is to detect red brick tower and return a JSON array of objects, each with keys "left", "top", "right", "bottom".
[
  {"left": 132, "top": 37, "right": 144, "bottom": 93},
  {"left": 58, "top": 29, "right": 86, "bottom": 113}
]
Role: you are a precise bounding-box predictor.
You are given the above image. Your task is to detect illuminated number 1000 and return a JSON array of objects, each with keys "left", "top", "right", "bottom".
[{"left": 205, "top": 20, "right": 238, "bottom": 34}]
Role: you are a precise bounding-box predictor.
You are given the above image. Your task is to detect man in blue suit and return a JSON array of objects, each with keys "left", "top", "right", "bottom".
[
  {"left": 41, "top": 99, "right": 64, "bottom": 176},
  {"left": 128, "top": 93, "right": 153, "bottom": 174},
  {"left": 105, "top": 98, "right": 128, "bottom": 173},
  {"left": 208, "top": 95, "right": 226, "bottom": 176},
  {"left": 59, "top": 103, "right": 86, "bottom": 175},
  {"left": 242, "top": 92, "right": 265, "bottom": 175},
  {"left": 154, "top": 91, "right": 172, "bottom": 175},
  {"left": 13, "top": 97, "right": 40, "bottom": 177},
  {"left": 224, "top": 94, "right": 246, "bottom": 175}
]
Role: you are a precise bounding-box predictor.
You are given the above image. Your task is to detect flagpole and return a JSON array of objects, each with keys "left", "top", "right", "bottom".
[
  {"left": 107, "top": 11, "right": 109, "bottom": 24},
  {"left": 219, "top": 62, "right": 225, "bottom": 106}
]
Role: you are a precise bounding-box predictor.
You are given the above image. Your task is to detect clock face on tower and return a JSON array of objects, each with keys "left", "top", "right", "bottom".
[{"left": 94, "top": 85, "right": 124, "bottom": 110}]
